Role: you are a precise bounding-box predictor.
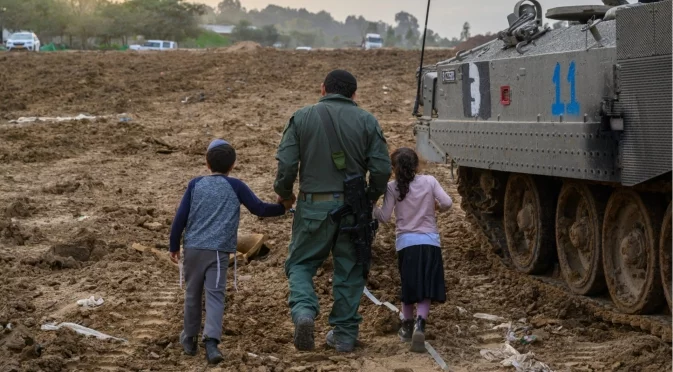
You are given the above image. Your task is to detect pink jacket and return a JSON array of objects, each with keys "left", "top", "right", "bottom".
[{"left": 373, "top": 175, "right": 452, "bottom": 235}]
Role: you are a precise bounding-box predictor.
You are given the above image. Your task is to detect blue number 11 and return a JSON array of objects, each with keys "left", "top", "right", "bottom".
[{"left": 551, "top": 61, "right": 580, "bottom": 116}]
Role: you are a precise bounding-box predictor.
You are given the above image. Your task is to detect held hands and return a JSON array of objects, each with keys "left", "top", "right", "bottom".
[{"left": 278, "top": 193, "right": 297, "bottom": 211}]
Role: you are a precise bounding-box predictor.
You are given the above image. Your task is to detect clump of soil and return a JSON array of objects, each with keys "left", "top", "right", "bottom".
[
  {"left": 225, "top": 41, "right": 262, "bottom": 53},
  {"left": 0, "top": 219, "right": 31, "bottom": 245},
  {"left": 22, "top": 229, "right": 112, "bottom": 270},
  {"left": 49, "top": 230, "right": 110, "bottom": 262},
  {"left": 42, "top": 180, "right": 81, "bottom": 195},
  {"left": 4, "top": 197, "right": 36, "bottom": 218}
]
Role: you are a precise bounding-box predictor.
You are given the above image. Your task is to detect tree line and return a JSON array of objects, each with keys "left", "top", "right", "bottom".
[{"left": 0, "top": 0, "right": 476, "bottom": 49}]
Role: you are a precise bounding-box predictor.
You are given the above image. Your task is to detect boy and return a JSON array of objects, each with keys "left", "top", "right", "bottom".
[{"left": 169, "top": 139, "right": 292, "bottom": 364}]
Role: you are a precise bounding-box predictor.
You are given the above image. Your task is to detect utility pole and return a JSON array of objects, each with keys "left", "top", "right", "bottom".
[{"left": 0, "top": 8, "right": 6, "bottom": 44}]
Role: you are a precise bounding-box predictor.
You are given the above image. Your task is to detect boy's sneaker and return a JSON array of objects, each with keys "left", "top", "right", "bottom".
[
  {"left": 410, "top": 316, "right": 426, "bottom": 353},
  {"left": 325, "top": 330, "right": 355, "bottom": 353},
  {"left": 293, "top": 315, "right": 315, "bottom": 351},
  {"left": 204, "top": 338, "right": 223, "bottom": 365},
  {"left": 398, "top": 319, "right": 414, "bottom": 343},
  {"left": 180, "top": 330, "right": 197, "bottom": 356}
]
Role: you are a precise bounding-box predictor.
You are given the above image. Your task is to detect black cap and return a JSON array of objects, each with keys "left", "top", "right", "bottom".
[{"left": 325, "top": 69, "right": 357, "bottom": 88}]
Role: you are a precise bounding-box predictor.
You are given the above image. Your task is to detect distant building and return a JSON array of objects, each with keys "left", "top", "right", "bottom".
[{"left": 200, "top": 24, "right": 257, "bottom": 35}]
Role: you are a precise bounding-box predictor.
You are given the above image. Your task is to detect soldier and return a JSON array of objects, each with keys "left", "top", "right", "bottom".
[{"left": 274, "top": 69, "right": 392, "bottom": 352}]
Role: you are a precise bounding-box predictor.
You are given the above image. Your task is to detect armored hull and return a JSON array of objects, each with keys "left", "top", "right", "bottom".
[{"left": 415, "top": 0, "right": 672, "bottom": 339}]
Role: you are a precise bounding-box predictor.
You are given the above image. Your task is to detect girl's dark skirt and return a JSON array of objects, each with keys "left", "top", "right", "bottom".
[{"left": 397, "top": 244, "right": 446, "bottom": 304}]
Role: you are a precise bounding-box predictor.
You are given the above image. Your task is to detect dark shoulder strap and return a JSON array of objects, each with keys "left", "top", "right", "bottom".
[{"left": 316, "top": 103, "right": 347, "bottom": 172}]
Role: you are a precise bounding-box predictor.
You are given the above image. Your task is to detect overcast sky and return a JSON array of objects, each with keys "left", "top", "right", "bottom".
[{"left": 197, "top": 0, "right": 606, "bottom": 38}]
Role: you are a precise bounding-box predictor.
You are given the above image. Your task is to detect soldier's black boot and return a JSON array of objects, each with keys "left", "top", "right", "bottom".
[
  {"left": 180, "top": 330, "right": 197, "bottom": 356},
  {"left": 410, "top": 316, "right": 426, "bottom": 353},
  {"left": 398, "top": 319, "right": 414, "bottom": 342},
  {"left": 204, "top": 338, "right": 223, "bottom": 365},
  {"left": 293, "top": 315, "right": 315, "bottom": 351}
]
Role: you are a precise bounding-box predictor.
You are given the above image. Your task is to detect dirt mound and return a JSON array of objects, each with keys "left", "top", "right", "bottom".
[
  {"left": 0, "top": 219, "right": 31, "bottom": 245},
  {"left": 4, "top": 198, "right": 35, "bottom": 218},
  {"left": 49, "top": 230, "right": 110, "bottom": 262},
  {"left": 225, "top": 41, "right": 262, "bottom": 53}
]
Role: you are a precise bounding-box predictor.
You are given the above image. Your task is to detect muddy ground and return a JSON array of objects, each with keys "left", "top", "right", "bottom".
[{"left": 0, "top": 48, "right": 670, "bottom": 372}]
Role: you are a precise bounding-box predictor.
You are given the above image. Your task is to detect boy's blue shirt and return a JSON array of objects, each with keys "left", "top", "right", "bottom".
[{"left": 169, "top": 175, "right": 285, "bottom": 253}]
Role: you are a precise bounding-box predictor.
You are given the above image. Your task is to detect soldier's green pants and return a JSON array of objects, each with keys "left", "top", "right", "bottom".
[{"left": 285, "top": 196, "right": 365, "bottom": 344}]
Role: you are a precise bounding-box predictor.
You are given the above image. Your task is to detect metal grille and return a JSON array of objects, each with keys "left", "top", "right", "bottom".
[
  {"left": 616, "top": 4, "right": 655, "bottom": 60},
  {"left": 654, "top": 0, "right": 672, "bottom": 56},
  {"left": 619, "top": 55, "right": 672, "bottom": 186}
]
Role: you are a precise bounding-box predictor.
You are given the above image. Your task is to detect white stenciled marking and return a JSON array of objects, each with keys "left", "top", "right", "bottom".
[{"left": 469, "top": 63, "right": 481, "bottom": 117}]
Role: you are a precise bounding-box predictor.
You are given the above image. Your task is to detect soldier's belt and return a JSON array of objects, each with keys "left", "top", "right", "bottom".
[{"left": 299, "top": 192, "right": 344, "bottom": 202}]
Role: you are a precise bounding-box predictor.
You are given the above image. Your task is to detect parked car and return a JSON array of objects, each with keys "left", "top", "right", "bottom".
[
  {"left": 129, "top": 40, "right": 178, "bottom": 51},
  {"left": 295, "top": 46, "right": 312, "bottom": 51},
  {"left": 5, "top": 32, "right": 40, "bottom": 52}
]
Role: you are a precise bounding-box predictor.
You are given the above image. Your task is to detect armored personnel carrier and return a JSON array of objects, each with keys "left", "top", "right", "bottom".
[{"left": 414, "top": 0, "right": 671, "bottom": 338}]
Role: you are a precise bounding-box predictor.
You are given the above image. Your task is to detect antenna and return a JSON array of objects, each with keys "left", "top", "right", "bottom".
[{"left": 413, "top": 0, "right": 432, "bottom": 117}]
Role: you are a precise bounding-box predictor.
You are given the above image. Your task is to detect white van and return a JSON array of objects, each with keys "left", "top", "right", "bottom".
[
  {"left": 129, "top": 40, "right": 178, "bottom": 51},
  {"left": 363, "top": 33, "right": 383, "bottom": 50}
]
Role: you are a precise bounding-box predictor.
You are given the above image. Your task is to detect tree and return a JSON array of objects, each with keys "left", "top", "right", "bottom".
[
  {"left": 405, "top": 28, "right": 418, "bottom": 48},
  {"left": 260, "top": 24, "right": 279, "bottom": 46},
  {"left": 366, "top": 21, "right": 378, "bottom": 34},
  {"left": 384, "top": 27, "right": 396, "bottom": 47},
  {"left": 460, "top": 22, "right": 471, "bottom": 41},
  {"left": 216, "top": 0, "right": 246, "bottom": 24},
  {"left": 124, "top": 0, "right": 206, "bottom": 41},
  {"left": 394, "top": 11, "right": 419, "bottom": 48}
]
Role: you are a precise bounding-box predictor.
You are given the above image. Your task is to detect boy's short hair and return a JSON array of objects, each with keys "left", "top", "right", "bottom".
[{"left": 207, "top": 144, "right": 236, "bottom": 173}]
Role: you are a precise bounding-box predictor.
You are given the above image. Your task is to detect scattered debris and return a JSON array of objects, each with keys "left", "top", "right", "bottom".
[
  {"left": 474, "top": 313, "right": 506, "bottom": 322},
  {"left": 425, "top": 341, "right": 449, "bottom": 371},
  {"left": 40, "top": 322, "right": 127, "bottom": 342},
  {"left": 76, "top": 296, "right": 104, "bottom": 307},
  {"left": 362, "top": 287, "right": 450, "bottom": 370},
  {"left": 181, "top": 93, "right": 206, "bottom": 104},
  {"left": 480, "top": 343, "right": 552, "bottom": 371},
  {"left": 456, "top": 306, "right": 468, "bottom": 315},
  {"left": 493, "top": 322, "right": 512, "bottom": 330},
  {"left": 9, "top": 114, "right": 120, "bottom": 124}
]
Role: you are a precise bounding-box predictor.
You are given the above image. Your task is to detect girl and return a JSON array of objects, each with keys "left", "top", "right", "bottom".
[{"left": 373, "top": 147, "right": 453, "bottom": 353}]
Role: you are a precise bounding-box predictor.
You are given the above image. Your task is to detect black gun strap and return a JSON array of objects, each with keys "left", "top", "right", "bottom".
[{"left": 316, "top": 103, "right": 347, "bottom": 173}]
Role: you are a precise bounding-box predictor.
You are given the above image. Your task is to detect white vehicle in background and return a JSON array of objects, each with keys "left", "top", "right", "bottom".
[
  {"left": 362, "top": 33, "right": 383, "bottom": 50},
  {"left": 295, "top": 46, "right": 312, "bottom": 51},
  {"left": 5, "top": 32, "right": 41, "bottom": 52},
  {"left": 129, "top": 40, "right": 178, "bottom": 51}
]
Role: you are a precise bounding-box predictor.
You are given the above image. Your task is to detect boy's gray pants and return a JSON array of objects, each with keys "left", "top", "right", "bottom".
[{"left": 182, "top": 248, "right": 229, "bottom": 343}]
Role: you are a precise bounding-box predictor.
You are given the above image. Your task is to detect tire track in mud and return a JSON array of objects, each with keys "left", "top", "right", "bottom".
[
  {"left": 486, "top": 249, "right": 672, "bottom": 342},
  {"left": 68, "top": 262, "right": 182, "bottom": 371}
]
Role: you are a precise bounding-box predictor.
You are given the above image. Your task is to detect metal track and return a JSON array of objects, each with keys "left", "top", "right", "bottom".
[{"left": 460, "top": 193, "right": 672, "bottom": 343}]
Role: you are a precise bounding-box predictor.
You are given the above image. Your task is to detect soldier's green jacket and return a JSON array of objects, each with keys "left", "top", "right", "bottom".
[{"left": 274, "top": 94, "right": 392, "bottom": 199}]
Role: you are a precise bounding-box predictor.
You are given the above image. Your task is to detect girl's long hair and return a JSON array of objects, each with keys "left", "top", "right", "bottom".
[{"left": 391, "top": 147, "right": 419, "bottom": 202}]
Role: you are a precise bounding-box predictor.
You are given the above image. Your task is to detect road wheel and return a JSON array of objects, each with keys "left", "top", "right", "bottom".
[
  {"left": 503, "top": 174, "right": 556, "bottom": 274},
  {"left": 660, "top": 202, "right": 671, "bottom": 311},
  {"left": 603, "top": 190, "right": 663, "bottom": 314},
  {"left": 556, "top": 182, "right": 607, "bottom": 295}
]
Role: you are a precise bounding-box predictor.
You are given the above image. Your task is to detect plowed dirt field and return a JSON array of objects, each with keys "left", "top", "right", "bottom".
[{"left": 0, "top": 48, "right": 670, "bottom": 372}]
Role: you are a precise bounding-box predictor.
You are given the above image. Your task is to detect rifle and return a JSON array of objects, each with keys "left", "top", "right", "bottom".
[{"left": 328, "top": 174, "right": 378, "bottom": 280}]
